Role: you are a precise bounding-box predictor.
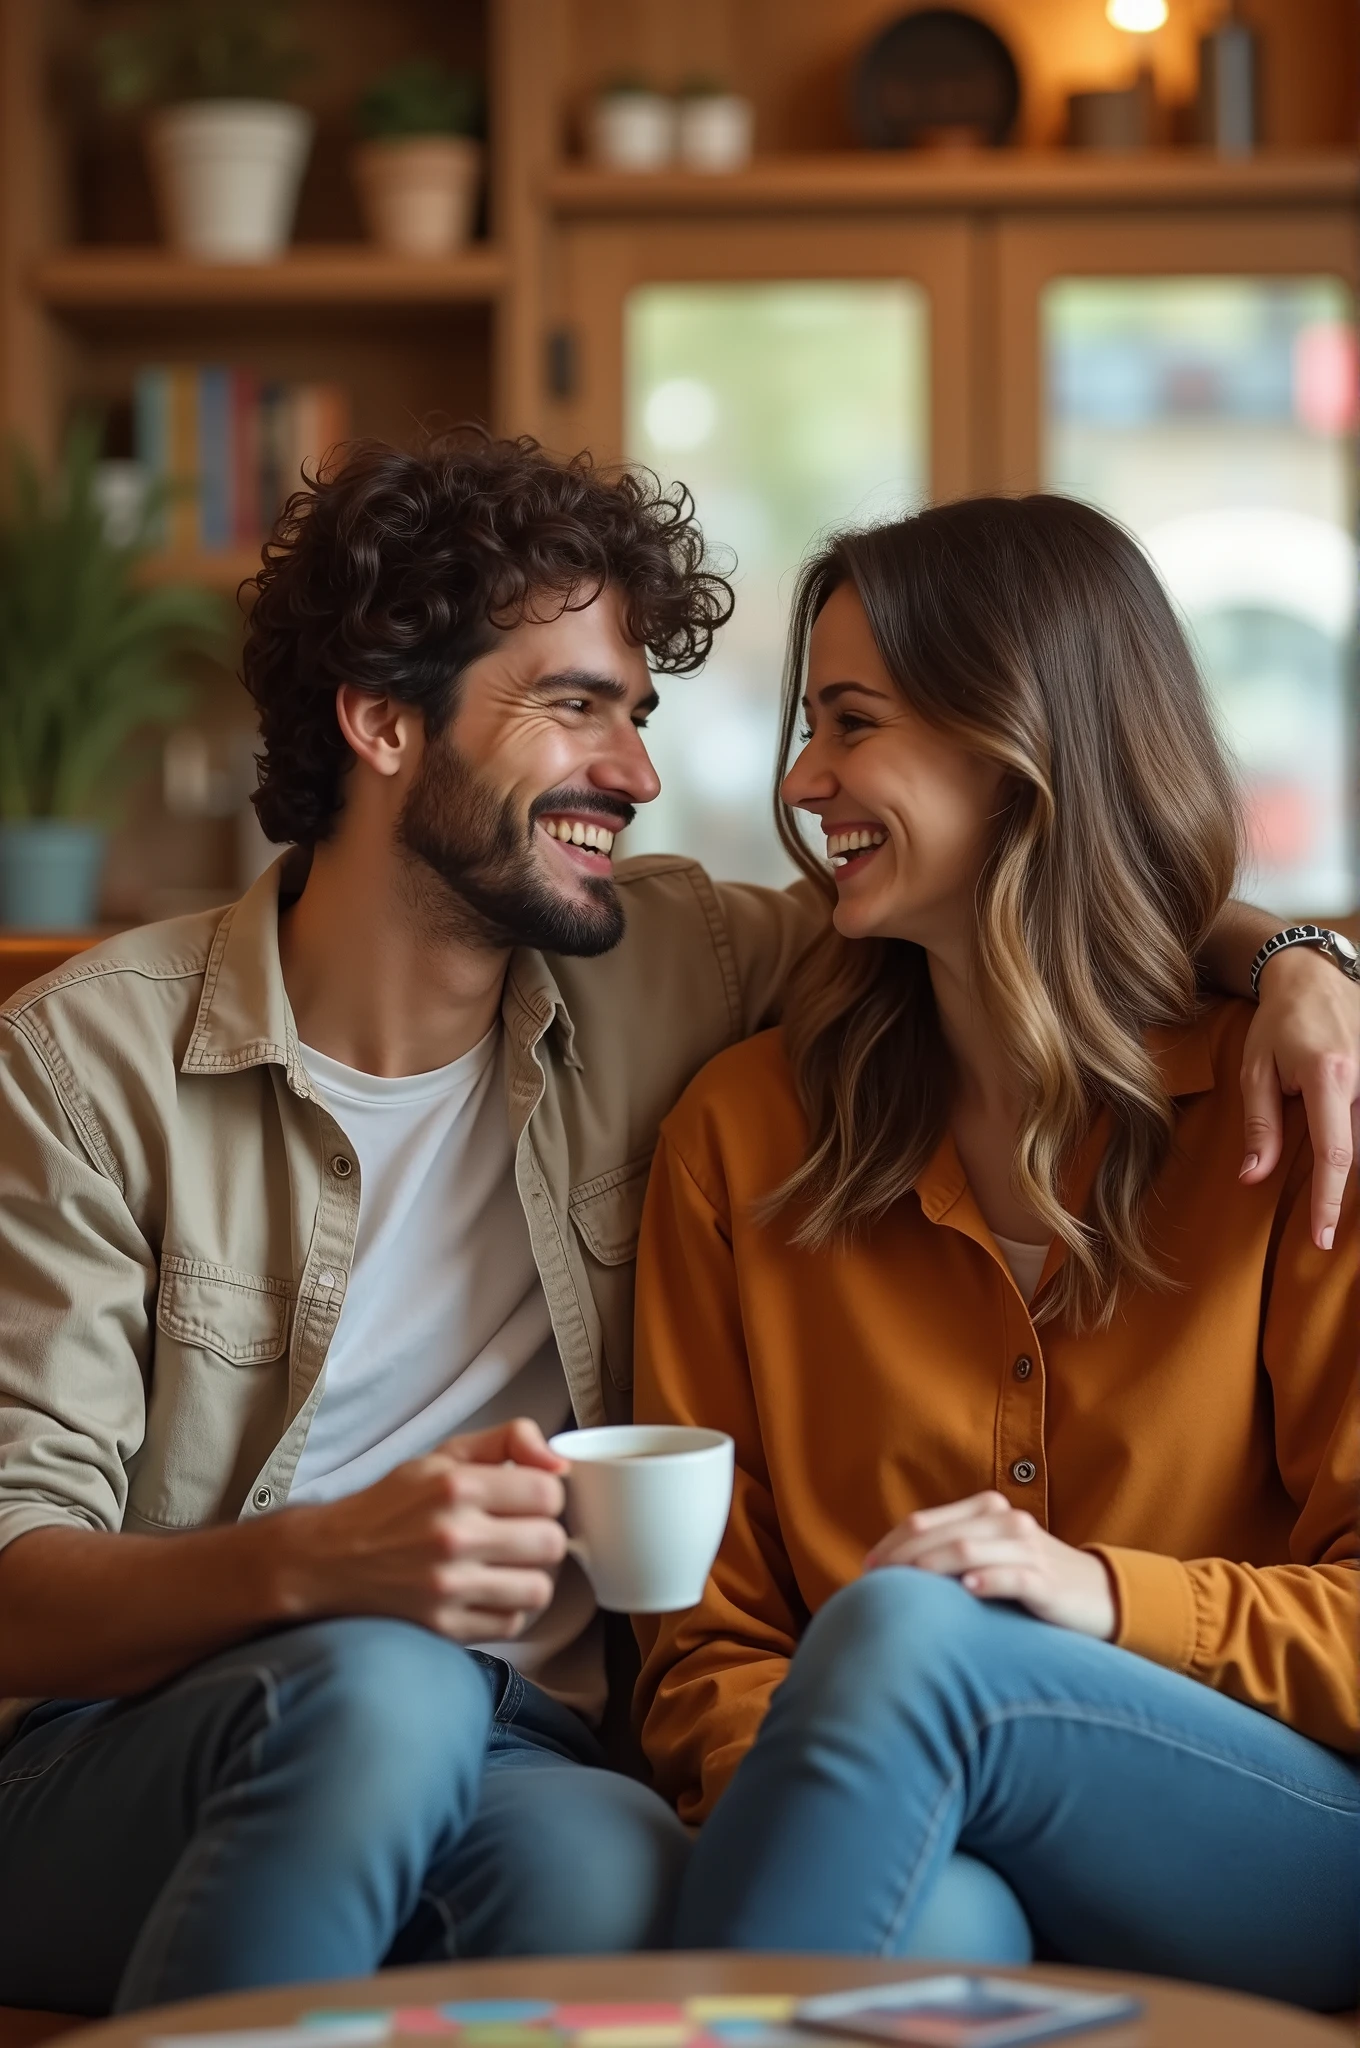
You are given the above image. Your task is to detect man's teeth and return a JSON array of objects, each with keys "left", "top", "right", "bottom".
[
  {"left": 826, "top": 826, "right": 887, "bottom": 867},
  {"left": 542, "top": 818, "right": 616, "bottom": 854}
]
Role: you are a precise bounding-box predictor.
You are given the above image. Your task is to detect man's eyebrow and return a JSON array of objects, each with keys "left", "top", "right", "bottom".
[
  {"left": 532, "top": 668, "right": 660, "bottom": 716},
  {"left": 801, "top": 680, "right": 894, "bottom": 709}
]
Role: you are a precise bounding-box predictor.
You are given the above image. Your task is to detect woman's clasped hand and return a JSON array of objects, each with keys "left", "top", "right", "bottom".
[{"left": 865, "top": 1491, "right": 1117, "bottom": 1640}]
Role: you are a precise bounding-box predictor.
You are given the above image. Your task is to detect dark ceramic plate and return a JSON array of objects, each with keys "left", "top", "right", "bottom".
[{"left": 853, "top": 8, "right": 1021, "bottom": 149}]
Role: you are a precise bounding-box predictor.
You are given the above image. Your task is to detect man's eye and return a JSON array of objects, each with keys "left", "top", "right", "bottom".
[
  {"left": 633, "top": 717, "right": 651, "bottom": 732},
  {"left": 557, "top": 698, "right": 589, "bottom": 714}
]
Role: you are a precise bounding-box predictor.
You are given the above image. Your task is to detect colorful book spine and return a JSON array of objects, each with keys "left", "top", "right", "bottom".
[
  {"left": 197, "top": 366, "right": 232, "bottom": 552},
  {"left": 133, "top": 367, "right": 169, "bottom": 549},
  {"left": 166, "top": 365, "right": 199, "bottom": 556},
  {"left": 230, "top": 368, "right": 260, "bottom": 546}
]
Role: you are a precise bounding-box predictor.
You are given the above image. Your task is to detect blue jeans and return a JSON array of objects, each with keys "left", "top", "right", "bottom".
[
  {"left": 0, "top": 1617, "right": 690, "bottom": 2015},
  {"left": 675, "top": 1570, "right": 1360, "bottom": 2012}
]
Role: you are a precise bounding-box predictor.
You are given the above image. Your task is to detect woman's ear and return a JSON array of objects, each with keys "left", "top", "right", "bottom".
[{"left": 335, "top": 685, "right": 422, "bottom": 781}]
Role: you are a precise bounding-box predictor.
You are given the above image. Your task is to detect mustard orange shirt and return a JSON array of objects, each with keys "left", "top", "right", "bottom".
[{"left": 633, "top": 998, "right": 1359, "bottom": 1825}]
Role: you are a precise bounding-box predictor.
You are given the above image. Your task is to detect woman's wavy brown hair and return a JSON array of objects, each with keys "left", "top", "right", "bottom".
[
  {"left": 242, "top": 426, "right": 733, "bottom": 846},
  {"left": 770, "top": 494, "right": 1240, "bottom": 1330}
]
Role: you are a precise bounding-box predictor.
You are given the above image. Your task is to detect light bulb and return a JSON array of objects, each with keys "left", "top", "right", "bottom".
[{"left": 1106, "top": 0, "right": 1168, "bottom": 28}]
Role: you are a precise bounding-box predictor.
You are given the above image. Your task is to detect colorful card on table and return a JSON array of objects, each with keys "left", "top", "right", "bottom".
[{"left": 793, "top": 1978, "right": 1142, "bottom": 2048}]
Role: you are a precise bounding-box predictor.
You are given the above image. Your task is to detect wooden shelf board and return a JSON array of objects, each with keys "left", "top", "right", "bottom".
[
  {"left": 32, "top": 245, "right": 510, "bottom": 311},
  {"left": 546, "top": 151, "right": 1360, "bottom": 216}
]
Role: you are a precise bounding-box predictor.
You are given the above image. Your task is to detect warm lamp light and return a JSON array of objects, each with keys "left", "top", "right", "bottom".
[{"left": 1106, "top": 0, "right": 1168, "bottom": 28}]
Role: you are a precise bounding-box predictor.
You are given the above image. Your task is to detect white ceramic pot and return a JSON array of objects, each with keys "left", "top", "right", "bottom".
[
  {"left": 147, "top": 100, "right": 314, "bottom": 261},
  {"left": 677, "top": 94, "right": 755, "bottom": 172},
  {"left": 352, "top": 137, "right": 482, "bottom": 256},
  {"left": 588, "top": 92, "right": 676, "bottom": 172}
]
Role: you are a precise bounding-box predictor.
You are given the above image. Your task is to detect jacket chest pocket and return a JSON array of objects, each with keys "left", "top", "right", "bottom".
[
  {"left": 130, "top": 1256, "right": 295, "bottom": 1531},
  {"left": 155, "top": 1257, "right": 293, "bottom": 1363},
  {"left": 568, "top": 1156, "right": 652, "bottom": 1394}
]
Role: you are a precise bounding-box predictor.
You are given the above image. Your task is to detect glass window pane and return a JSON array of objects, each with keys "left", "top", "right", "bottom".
[
  {"left": 1044, "top": 276, "right": 1357, "bottom": 915},
  {"left": 625, "top": 282, "right": 929, "bottom": 883}
]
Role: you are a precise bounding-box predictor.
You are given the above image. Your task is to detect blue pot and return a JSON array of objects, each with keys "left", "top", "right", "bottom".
[{"left": 0, "top": 821, "right": 107, "bottom": 932}]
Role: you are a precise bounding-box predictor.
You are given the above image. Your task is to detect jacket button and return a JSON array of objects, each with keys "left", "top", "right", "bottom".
[
  {"left": 252, "top": 1485, "right": 273, "bottom": 1510},
  {"left": 331, "top": 1154, "right": 353, "bottom": 1178},
  {"left": 1014, "top": 1355, "right": 1033, "bottom": 1381},
  {"left": 1010, "top": 1460, "right": 1037, "bottom": 1485}
]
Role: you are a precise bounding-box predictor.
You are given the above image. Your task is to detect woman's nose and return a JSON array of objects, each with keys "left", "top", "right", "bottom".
[{"left": 782, "top": 747, "right": 836, "bottom": 811}]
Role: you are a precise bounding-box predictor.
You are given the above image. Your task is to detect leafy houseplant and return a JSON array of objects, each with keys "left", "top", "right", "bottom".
[
  {"left": 352, "top": 60, "right": 484, "bottom": 257},
  {"left": 0, "top": 424, "right": 228, "bottom": 930},
  {"left": 94, "top": 1, "right": 315, "bottom": 262}
]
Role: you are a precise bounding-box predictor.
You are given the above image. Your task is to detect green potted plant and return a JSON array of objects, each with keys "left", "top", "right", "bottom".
[
  {"left": 94, "top": 0, "right": 314, "bottom": 261},
  {"left": 0, "top": 424, "right": 228, "bottom": 932},
  {"left": 352, "top": 59, "right": 484, "bottom": 257}
]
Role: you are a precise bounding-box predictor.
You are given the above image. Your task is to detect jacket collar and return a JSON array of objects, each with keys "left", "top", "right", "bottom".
[{"left": 181, "top": 855, "right": 581, "bottom": 1086}]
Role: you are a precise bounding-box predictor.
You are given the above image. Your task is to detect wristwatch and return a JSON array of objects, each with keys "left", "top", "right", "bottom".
[{"left": 1249, "top": 923, "right": 1360, "bottom": 999}]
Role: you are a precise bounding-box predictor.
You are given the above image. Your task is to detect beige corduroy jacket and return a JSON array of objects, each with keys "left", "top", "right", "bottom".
[{"left": 0, "top": 853, "right": 817, "bottom": 1741}]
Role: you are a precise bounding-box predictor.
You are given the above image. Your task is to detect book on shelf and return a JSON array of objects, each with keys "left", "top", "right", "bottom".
[{"left": 133, "top": 365, "right": 351, "bottom": 559}]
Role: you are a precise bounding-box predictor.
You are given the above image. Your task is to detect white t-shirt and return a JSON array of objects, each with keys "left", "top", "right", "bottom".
[
  {"left": 993, "top": 1231, "right": 1051, "bottom": 1305},
  {"left": 288, "top": 1026, "right": 603, "bottom": 1719}
]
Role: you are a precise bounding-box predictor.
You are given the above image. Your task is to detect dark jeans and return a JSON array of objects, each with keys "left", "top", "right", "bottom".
[
  {"left": 676, "top": 1569, "right": 1360, "bottom": 2012},
  {"left": 0, "top": 1617, "right": 690, "bottom": 2015}
]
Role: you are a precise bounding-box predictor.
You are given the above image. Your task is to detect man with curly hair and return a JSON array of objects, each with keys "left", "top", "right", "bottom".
[{"left": 0, "top": 432, "right": 1352, "bottom": 2014}]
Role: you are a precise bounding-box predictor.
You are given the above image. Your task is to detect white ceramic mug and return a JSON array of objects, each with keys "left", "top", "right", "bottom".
[{"left": 548, "top": 1424, "right": 734, "bottom": 1613}]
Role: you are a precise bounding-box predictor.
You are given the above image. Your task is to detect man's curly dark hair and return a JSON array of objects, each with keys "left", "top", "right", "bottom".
[{"left": 242, "top": 428, "right": 734, "bottom": 846}]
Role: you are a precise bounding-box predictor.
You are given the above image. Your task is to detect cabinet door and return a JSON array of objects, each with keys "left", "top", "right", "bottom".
[
  {"left": 548, "top": 219, "right": 971, "bottom": 881},
  {"left": 997, "top": 214, "right": 1358, "bottom": 914}
]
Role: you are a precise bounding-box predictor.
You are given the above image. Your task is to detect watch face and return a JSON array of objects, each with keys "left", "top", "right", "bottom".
[{"left": 1333, "top": 931, "right": 1358, "bottom": 967}]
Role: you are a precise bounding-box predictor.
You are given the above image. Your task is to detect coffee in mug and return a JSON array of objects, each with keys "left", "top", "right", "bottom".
[{"left": 547, "top": 1423, "right": 734, "bottom": 1613}]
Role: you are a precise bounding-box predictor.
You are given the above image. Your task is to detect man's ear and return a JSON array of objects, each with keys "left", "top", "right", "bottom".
[{"left": 335, "top": 685, "right": 422, "bottom": 780}]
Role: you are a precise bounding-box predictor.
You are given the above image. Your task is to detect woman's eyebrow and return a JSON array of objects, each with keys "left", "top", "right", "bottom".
[{"left": 802, "top": 680, "right": 894, "bottom": 708}]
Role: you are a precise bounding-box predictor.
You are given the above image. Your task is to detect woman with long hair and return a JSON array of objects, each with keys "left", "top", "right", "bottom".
[{"left": 632, "top": 495, "right": 1358, "bottom": 2007}]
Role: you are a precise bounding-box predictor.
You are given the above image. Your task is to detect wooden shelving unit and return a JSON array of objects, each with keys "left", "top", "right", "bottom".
[
  {"left": 545, "top": 150, "right": 1360, "bottom": 218},
  {"left": 33, "top": 245, "right": 511, "bottom": 312}
]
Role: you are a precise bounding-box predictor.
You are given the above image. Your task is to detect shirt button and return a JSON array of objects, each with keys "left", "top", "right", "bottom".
[
  {"left": 317, "top": 1270, "right": 336, "bottom": 1289},
  {"left": 1011, "top": 1460, "right": 1037, "bottom": 1485},
  {"left": 252, "top": 1485, "right": 273, "bottom": 1511},
  {"left": 331, "top": 1154, "right": 353, "bottom": 1178},
  {"left": 1014, "top": 1355, "right": 1033, "bottom": 1381}
]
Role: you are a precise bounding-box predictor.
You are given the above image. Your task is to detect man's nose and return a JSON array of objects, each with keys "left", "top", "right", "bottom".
[{"left": 595, "top": 723, "right": 661, "bottom": 806}]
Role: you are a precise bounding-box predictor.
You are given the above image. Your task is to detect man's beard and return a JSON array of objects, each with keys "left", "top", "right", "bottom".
[{"left": 396, "top": 735, "right": 632, "bottom": 957}]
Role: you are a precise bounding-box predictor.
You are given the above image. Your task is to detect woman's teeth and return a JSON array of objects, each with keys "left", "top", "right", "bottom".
[
  {"left": 827, "top": 827, "right": 887, "bottom": 868},
  {"left": 542, "top": 818, "right": 616, "bottom": 854}
]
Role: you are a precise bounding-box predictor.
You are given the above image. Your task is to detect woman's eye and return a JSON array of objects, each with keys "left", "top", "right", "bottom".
[
  {"left": 797, "top": 725, "right": 813, "bottom": 744},
  {"left": 836, "top": 711, "right": 873, "bottom": 735}
]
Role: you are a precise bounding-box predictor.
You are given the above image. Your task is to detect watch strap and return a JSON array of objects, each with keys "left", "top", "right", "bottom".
[{"left": 1249, "top": 923, "right": 1355, "bottom": 999}]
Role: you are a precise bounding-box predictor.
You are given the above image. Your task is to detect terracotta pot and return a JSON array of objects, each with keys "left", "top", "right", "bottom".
[
  {"left": 352, "top": 137, "right": 482, "bottom": 256},
  {"left": 147, "top": 100, "right": 313, "bottom": 260}
]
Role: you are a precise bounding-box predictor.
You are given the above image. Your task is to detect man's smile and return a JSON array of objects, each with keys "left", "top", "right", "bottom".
[{"left": 537, "top": 812, "right": 623, "bottom": 877}]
